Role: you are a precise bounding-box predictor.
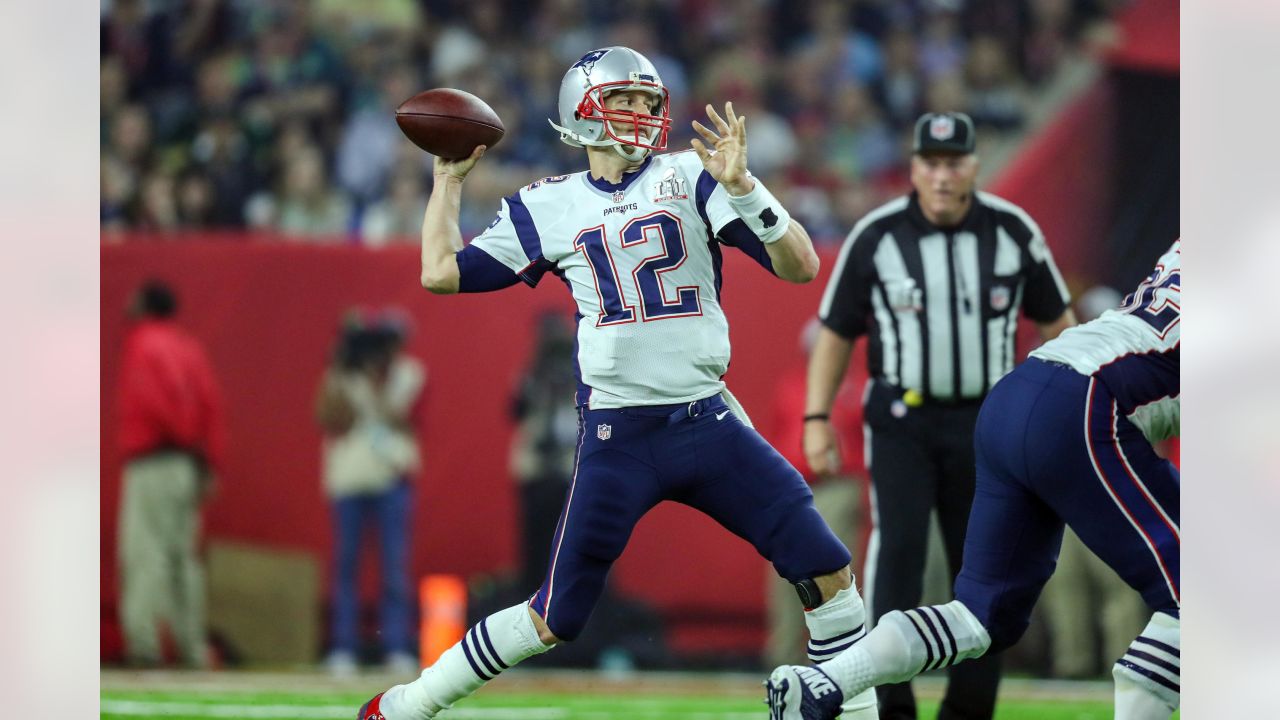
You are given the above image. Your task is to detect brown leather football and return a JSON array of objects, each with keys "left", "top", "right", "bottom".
[{"left": 395, "top": 88, "right": 505, "bottom": 160}]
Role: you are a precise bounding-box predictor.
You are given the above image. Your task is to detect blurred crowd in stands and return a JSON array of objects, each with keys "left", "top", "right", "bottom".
[{"left": 101, "top": 0, "right": 1122, "bottom": 246}]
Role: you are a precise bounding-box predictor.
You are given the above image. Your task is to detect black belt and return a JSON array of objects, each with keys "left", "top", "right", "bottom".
[{"left": 875, "top": 380, "right": 985, "bottom": 409}]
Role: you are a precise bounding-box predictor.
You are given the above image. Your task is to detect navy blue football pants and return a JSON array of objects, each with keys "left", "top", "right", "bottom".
[
  {"left": 956, "top": 358, "right": 1181, "bottom": 652},
  {"left": 528, "top": 393, "right": 852, "bottom": 641}
]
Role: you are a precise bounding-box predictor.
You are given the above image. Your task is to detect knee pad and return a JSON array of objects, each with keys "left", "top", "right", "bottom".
[{"left": 1113, "top": 611, "right": 1180, "bottom": 712}]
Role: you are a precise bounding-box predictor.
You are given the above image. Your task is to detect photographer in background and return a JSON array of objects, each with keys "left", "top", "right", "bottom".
[{"left": 315, "top": 307, "right": 427, "bottom": 676}]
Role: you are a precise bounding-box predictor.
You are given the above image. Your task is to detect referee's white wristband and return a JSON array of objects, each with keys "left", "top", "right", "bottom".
[{"left": 725, "top": 178, "right": 790, "bottom": 245}]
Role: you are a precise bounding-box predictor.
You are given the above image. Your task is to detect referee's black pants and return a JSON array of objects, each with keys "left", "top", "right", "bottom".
[{"left": 862, "top": 381, "right": 1002, "bottom": 720}]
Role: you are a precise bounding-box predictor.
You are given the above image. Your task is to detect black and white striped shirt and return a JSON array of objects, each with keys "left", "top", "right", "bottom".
[{"left": 820, "top": 191, "right": 1070, "bottom": 402}]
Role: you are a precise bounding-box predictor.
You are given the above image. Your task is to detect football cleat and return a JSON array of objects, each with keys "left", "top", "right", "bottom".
[
  {"left": 356, "top": 692, "right": 386, "bottom": 720},
  {"left": 765, "top": 664, "right": 844, "bottom": 720}
]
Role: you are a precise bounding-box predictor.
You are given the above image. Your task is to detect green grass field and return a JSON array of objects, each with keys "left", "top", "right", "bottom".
[{"left": 101, "top": 669, "right": 1169, "bottom": 720}]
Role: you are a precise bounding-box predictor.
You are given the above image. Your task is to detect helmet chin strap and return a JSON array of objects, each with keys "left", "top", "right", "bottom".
[
  {"left": 605, "top": 124, "right": 658, "bottom": 162},
  {"left": 611, "top": 142, "right": 651, "bottom": 162}
]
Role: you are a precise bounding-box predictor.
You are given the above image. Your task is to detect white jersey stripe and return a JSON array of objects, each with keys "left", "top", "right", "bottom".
[
  {"left": 1084, "top": 379, "right": 1180, "bottom": 606},
  {"left": 953, "top": 231, "right": 984, "bottom": 396},
  {"left": 872, "top": 233, "right": 921, "bottom": 388},
  {"left": 870, "top": 289, "right": 899, "bottom": 386},
  {"left": 993, "top": 224, "right": 1022, "bottom": 275},
  {"left": 985, "top": 317, "right": 1006, "bottom": 390},
  {"left": 918, "top": 233, "right": 953, "bottom": 397}
]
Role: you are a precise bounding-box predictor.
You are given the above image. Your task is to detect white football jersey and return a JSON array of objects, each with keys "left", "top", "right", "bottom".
[
  {"left": 1032, "top": 241, "right": 1180, "bottom": 442},
  {"left": 470, "top": 151, "right": 763, "bottom": 408}
]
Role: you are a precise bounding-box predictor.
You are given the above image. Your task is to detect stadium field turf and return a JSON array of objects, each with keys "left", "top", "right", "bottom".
[{"left": 101, "top": 669, "right": 1176, "bottom": 719}]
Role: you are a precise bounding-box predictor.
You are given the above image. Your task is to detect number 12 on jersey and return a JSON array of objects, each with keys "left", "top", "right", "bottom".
[{"left": 574, "top": 211, "right": 702, "bottom": 326}]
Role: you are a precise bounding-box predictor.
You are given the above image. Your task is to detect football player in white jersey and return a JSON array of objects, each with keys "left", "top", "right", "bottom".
[
  {"left": 359, "top": 46, "right": 879, "bottom": 720},
  {"left": 768, "top": 242, "right": 1181, "bottom": 720}
]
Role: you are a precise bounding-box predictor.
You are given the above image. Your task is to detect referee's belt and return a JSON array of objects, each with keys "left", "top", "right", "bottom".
[{"left": 876, "top": 381, "right": 985, "bottom": 409}]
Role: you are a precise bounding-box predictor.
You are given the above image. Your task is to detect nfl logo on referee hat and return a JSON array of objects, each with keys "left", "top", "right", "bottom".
[
  {"left": 597, "top": 423, "right": 612, "bottom": 440},
  {"left": 929, "top": 115, "right": 955, "bottom": 140},
  {"left": 913, "top": 112, "right": 975, "bottom": 154}
]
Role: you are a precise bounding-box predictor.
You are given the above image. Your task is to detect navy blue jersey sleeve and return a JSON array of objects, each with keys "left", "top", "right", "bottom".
[
  {"left": 469, "top": 192, "right": 554, "bottom": 288},
  {"left": 456, "top": 245, "right": 521, "bottom": 293},
  {"left": 717, "top": 218, "right": 776, "bottom": 275}
]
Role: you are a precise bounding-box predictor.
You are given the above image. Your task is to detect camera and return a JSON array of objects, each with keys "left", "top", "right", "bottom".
[{"left": 335, "top": 324, "right": 400, "bottom": 370}]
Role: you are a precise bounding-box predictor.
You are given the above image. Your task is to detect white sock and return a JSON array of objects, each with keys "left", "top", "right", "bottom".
[
  {"left": 820, "top": 610, "right": 917, "bottom": 698},
  {"left": 1113, "top": 612, "right": 1179, "bottom": 720},
  {"left": 803, "top": 584, "right": 877, "bottom": 717},
  {"left": 804, "top": 586, "right": 867, "bottom": 662},
  {"left": 1114, "top": 677, "right": 1177, "bottom": 720},
  {"left": 821, "top": 601, "right": 990, "bottom": 700},
  {"left": 382, "top": 602, "right": 554, "bottom": 719}
]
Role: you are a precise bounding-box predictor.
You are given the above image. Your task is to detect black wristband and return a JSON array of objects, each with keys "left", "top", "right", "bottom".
[{"left": 803, "top": 413, "right": 830, "bottom": 422}]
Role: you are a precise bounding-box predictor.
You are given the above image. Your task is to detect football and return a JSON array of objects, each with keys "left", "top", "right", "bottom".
[{"left": 395, "top": 88, "right": 505, "bottom": 160}]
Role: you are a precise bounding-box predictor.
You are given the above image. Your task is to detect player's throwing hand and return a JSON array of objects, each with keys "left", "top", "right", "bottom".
[
  {"left": 691, "top": 102, "right": 752, "bottom": 196},
  {"left": 435, "top": 144, "right": 487, "bottom": 182}
]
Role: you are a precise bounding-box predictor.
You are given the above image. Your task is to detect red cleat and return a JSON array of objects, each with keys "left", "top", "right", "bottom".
[{"left": 356, "top": 692, "right": 387, "bottom": 720}]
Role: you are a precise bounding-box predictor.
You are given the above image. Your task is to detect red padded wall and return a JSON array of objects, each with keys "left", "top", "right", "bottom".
[{"left": 101, "top": 239, "right": 828, "bottom": 657}]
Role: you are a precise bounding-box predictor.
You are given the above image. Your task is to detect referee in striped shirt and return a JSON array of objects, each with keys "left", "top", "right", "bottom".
[{"left": 805, "top": 112, "right": 1076, "bottom": 720}]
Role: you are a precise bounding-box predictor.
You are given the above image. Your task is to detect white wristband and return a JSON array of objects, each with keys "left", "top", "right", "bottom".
[{"left": 725, "top": 178, "right": 791, "bottom": 244}]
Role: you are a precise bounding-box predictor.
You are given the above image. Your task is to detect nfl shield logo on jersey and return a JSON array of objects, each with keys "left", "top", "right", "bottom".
[
  {"left": 611, "top": 190, "right": 626, "bottom": 203},
  {"left": 990, "top": 285, "right": 1011, "bottom": 311},
  {"left": 930, "top": 115, "right": 956, "bottom": 140},
  {"left": 597, "top": 423, "right": 612, "bottom": 440}
]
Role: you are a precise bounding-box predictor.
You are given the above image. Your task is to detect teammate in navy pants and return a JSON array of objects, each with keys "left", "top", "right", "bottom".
[
  {"left": 769, "top": 242, "right": 1181, "bottom": 720},
  {"left": 957, "top": 358, "right": 1179, "bottom": 651}
]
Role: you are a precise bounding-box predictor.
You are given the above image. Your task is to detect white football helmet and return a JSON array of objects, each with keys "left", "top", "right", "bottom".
[{"left": 549, "top": 46, "right": 671, "bottom": 162}]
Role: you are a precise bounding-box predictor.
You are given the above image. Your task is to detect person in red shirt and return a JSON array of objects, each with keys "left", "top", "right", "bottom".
[
  {"left": 116, "top": 279, "right": 225, "bottom": 668},
  {"left": 762, "top": 320, "right": 872, "bottom": 668}
]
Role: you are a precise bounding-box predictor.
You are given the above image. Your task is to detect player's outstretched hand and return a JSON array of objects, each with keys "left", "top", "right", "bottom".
[
  {"left": 434, "top": 144, "right": 487, "bottom": 182},
  {"left": 803, "top": 418, "right": 843, "bottom": 478},
  {"left": 691, "top": 102, "right": 752, "bottom": 196}
]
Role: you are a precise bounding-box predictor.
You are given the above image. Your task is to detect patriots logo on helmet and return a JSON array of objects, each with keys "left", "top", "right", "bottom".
[
  {"left": 929, "top": 115, "right": 956, "bottom": 140},
  {"left": 571, "top": 49, "right": 610, "bottom": 74}
]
